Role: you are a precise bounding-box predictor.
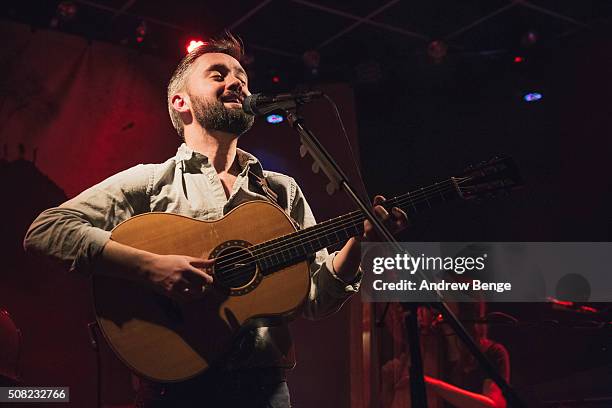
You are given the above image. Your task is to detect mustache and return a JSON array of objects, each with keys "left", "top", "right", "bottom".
[{"left": 220, "top": 91, "right": 244, "bottom": 103}]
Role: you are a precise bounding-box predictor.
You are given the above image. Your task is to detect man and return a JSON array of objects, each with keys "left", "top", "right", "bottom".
[{"left": 24, "top": 32, "right": 407, "bottom": 407}]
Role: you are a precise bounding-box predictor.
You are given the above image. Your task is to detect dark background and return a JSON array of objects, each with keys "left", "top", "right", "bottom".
[{"left": 1, "top": 1, "right": 612, "bottom": 407}]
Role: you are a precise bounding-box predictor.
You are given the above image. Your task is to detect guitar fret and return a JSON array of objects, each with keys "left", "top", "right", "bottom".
[
  {"left": 407, "top": 191, "right": 418, "bottom": 212},
  {"left": 437, "top": 182, "right": 446, "bottom": 201},
  {"left": 323, "top": 233, "right": 332, "bottom": 247},
  {"left": 258, "top": 255, "right": 269, "bottom": 271},
  {"left": 306, "top": 239, "right": 315, "bottom": 253},
  {"left": 284, "top": 250, "right": 292, "bottom": 264},
  {"left": 341, "top": 227, "right": 350, "bottom": 240},
  {"left": 353, "top": 221, "right": 361, "bottom": 237},
  {"left": 288, "top": 245, "right": 296, "bottom": 259},
  {"left": 296, "top": 243, "right": 304, "bottom": 258},
  {"left": 272, "top": 250, "right": 280, "bottom": 265},
  {"left": 421, "top": 187, "right": 431, "bottom": 208},
  {"left": 276, "top": 250, "right": 283, "bottom": 263}
]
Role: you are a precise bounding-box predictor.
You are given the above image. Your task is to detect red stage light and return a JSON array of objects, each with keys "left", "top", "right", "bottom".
[
  {"left": 514, "top": 56, "right": 524, "bottom": 63},
  {"left": 272, "top": 76, "right": 280, "bottom": 83},
  {"left": 427, "top": 40, "right": 448, "bottom": 63},
  {"left": 187, "top": 40, "right": 207, "bottom": 54}
]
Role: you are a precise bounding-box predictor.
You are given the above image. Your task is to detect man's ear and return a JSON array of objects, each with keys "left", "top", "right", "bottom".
[{"left": 171, "top": 93, "right": 190, "bottom": 113}]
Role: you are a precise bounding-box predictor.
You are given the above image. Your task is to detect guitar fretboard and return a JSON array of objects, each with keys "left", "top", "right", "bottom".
[{"left": 250, "top": 178, "right": 460, "bottom": 272}]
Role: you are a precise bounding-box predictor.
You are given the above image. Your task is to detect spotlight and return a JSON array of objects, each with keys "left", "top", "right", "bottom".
[
  {"left": 523, "top": 92, "right": 542, "bottom": 102},
  {"left": 272, "top": 75, "right": 281, "bottom": 84},
  {"left": 50, "top": 1, "right": 77, "bottom": 28},
  {"left": 57, "top": 1, "right": 78, "bottom": 21},
  {"left": 187, "top": 40, "right": 207, "bottom": 54},
  {"left": 521, "top": 30, "right": 538, "bottom": 47},
  {"left": 427, "top": 40, "right": 448, "bottom": 63},
  {"left": 135, "top": 21, "right": 147, "bottom": 44},
  {"left": 266, "top": 114, "right": 284, "bottom": 124},
  {"left": 513, "top": 56, "right": 525, "bottom": 63}
]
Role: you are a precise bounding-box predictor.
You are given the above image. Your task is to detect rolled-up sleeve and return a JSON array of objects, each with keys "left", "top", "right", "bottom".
[
  {"left": 288, "top": 180, "right": 362, "bottom": 320},
  {"left": 23, "top": 164, "right": 154, "bottom": 274}
]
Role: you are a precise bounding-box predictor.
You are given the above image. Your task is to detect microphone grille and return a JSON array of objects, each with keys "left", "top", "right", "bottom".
[{"left": 242, "top": 94, "right": 260, "bottom": 115}]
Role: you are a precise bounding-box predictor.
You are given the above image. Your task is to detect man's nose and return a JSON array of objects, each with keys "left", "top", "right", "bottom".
[{"left": 226, "top": 77, "right": 242, "bottom": 92}]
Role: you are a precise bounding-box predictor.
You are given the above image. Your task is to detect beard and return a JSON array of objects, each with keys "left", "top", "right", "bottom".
[{"left": 190, "top": 94, "right": 255, "bottom": 137}]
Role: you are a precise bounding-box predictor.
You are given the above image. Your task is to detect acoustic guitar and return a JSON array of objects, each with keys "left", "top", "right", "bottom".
[{"left": 93, "top": 156, "right": 521, "bottom": 382}]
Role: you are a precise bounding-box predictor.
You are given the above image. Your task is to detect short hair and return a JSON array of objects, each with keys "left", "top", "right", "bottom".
[{"left": 167, "top": 31, "right": 245, "bottom": 138}]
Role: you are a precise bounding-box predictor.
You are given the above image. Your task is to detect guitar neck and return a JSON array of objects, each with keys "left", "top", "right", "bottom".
[{"left": 251, "top": 178, "right": 460, "bottom": 272}]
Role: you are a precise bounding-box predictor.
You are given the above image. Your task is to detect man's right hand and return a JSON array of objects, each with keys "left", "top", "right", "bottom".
[
  {"left": 99, "top": 240, "right": 214, "bottom": 298},
  {"left": 141, "top": 254, "right": 214, "bottom": 296}
]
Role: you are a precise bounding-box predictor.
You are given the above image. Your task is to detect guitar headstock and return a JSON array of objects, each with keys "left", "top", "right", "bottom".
[{"left": 453, "top": 156, "right": 523, "bottom": 200}]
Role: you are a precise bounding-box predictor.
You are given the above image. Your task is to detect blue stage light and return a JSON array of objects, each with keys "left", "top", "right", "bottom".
[
  {"left": 523, "top": 92, "right": 542, "bottom": 102},
  {"left": 266, "top": 114, "right": 284, "bottom": 124}
]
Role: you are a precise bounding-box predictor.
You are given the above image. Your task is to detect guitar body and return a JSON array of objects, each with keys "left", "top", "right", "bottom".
[{"left": 93, "top": 201, "right": 310, "bottom": 382}]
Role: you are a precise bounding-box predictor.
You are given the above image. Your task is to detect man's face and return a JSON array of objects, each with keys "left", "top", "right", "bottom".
[{"left": 185, "top": 52, "right": 254, "bottom": 136}]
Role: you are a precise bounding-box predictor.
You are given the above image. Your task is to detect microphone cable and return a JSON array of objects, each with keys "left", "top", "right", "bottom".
[{"left": 321, "top": 93, "right": 370, "bottom": 203}]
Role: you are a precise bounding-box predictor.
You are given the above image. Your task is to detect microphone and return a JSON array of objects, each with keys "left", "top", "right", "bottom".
[{"left": 242, "top": 91, "right": 324, "bottom": 116}]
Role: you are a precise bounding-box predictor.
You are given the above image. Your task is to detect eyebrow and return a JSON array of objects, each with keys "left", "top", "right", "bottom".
[{"left": 205, "top": 63, "right": 248, "bottom": 80}]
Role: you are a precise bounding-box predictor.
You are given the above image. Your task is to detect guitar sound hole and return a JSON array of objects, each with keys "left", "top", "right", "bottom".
[{"left": 214, "top": 246, "right": 257, "bottom": 289}]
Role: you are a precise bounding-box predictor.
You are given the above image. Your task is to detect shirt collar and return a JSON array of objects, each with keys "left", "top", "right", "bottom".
[
  {"left": 175, "top": 143, "right": 263, "bottom": 175},
  {"left": 176, "top": 143, "right": 205, "bottom": 162}
]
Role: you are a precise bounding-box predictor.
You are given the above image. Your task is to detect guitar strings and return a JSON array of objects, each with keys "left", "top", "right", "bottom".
[
  {"left": 214, "top": 178, "right": 467, "bottom": 277},
  {"left": 215, "top": 183, "right": 459, "bottom": 285},
  {"left": 215, "top": 181, "right": 467, "bottom": 285},
  {"left": 214, "top": 180, "right": 467, "bottom": 283},
  {"left": 216, "top": 179, "right": 458, "bottom": 268},
  {"left": 214, "top": 177, "right": 470, "bottom": 277}
]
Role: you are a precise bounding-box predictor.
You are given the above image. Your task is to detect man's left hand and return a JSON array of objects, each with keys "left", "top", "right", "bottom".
[{"left": 362, "top": 195, "right": 409, "bottom": 241}]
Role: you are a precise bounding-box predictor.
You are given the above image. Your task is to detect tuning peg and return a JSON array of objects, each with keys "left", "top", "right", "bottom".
[
  {"left": 299, "top": 144, "right": 308, "bottom": 158},
  {"left": 312, "top": 162, "right": 320, "bottom": 174}
]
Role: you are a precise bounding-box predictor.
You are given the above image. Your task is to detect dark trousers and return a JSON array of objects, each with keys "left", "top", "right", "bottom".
[{"left": 134, "top": 367, "right": 291, "bottom": 408}]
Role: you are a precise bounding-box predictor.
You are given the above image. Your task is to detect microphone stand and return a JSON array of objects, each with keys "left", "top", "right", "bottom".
[{"left": 281, "top": 102, "right": 526, "bottom": 408}]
